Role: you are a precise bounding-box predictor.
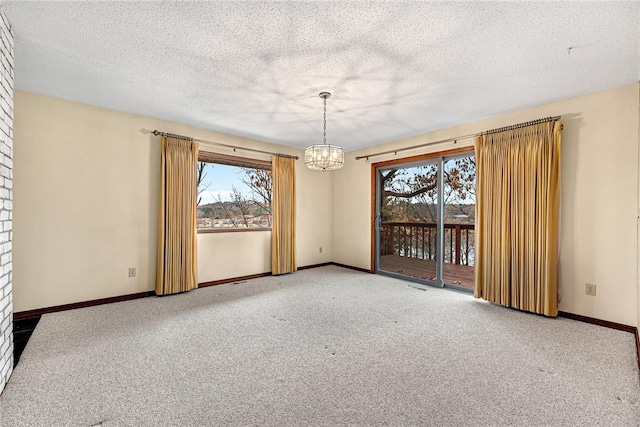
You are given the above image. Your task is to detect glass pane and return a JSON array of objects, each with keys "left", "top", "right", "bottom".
[
  {"left": 379, "top": 164, "right": 438, "bottom": 282},
  {"left": 442, "top": 156, "right": 476, "bottom": 289},
  {"left": 196, "top": 161, "right": 272, "bottom": 229}
]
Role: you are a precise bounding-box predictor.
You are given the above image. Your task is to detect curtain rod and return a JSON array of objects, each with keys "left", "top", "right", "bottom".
[
  {"left": 483, "top": 116, "right": 561, "bottom": 135},
  {"left": 354, "top": 115, "right": 562, "bottom": 161},
  {"left": 151, "top": 130, "right": 299, "bottom": 160}
]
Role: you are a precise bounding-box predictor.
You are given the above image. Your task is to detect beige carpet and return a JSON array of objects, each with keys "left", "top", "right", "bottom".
[{"left": 1, "top": 266, "right": 639, "bottom": 426}]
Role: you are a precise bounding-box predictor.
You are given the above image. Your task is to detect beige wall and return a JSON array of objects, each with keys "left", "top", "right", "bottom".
[
  {"left": 14, "top": 91, "right": 332, "bottom": 312},
  {"left": 333, "top": 83, "right": 640, "bottom": 327}
]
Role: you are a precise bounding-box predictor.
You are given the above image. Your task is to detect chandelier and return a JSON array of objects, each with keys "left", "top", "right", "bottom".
[{"left": 304, "top": 92, "right": 344, "bottom": 171}]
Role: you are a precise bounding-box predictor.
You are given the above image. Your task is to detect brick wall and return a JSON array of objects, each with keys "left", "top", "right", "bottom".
[{"left": 0, "top": 7, "right": 13, "bottom": 395}]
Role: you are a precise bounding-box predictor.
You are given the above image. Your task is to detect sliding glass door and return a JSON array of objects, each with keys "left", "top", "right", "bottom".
[
  {"left": 441, "top": 155, "right": 475, "bottom": 289},
  {"left": 374, "top": 152, "right": 475, "bottom": 290},
  {"left": 376, "top": 161, "right": 440, "bottom": 284}
]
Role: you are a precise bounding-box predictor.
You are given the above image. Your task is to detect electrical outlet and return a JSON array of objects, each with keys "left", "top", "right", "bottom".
[
  {"left": 319, "top": 247, "right": 323, "bottom": 253},
  {"left": 128, "top": 267, "right": 136, "bottom": 278},
  {"left": 585, "top": 283, "right": 596, "bottom": 296}
]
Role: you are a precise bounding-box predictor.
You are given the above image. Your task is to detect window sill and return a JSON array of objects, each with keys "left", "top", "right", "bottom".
[{"left": 197, "top": 227, "right": 272, "bottom": 234}]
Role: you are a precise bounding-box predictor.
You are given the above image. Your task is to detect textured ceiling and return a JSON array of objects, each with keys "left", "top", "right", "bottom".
[{"left": 3, "top": 1, "right": 640, "bottom": 151}]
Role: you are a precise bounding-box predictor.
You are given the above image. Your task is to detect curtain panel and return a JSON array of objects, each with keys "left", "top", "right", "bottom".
[
  {"left": 474, "top": 121, "right": 562, "bottom": 316},
  {"left": 156, "top": 137, "right": 199, "bottom": 295},
  {"left": 271, "top": 156, "right": 296, "bottom": 275}
]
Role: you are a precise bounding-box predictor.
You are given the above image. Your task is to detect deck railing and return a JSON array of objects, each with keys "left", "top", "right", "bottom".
[{"left": 380, "top": 221, "right": 475, "bottom": 266}]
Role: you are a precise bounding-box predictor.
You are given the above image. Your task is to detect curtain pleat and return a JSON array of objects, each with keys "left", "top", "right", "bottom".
[
  {"left": 156, "top": 137, "right": 199, "bottom": 295},
  {"left": 271, "top": 156, "right": 296, "bottom": 275},
  {"left": 474, "top": 121, "right": 561, "bottom": 316}
]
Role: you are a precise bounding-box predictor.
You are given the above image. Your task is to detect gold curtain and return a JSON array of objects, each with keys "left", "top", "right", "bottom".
[
  {"left": 474, "top": 121, "right": 562, "bottom": 316},
  {"left": 156, "top": 137, "right": 199, "bottom": 295},
  {"left": 271, "top": 156, "right": 296, "bottom": 275}
]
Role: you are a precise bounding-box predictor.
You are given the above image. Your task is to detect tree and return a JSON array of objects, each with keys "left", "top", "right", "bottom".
[
  {"left": 380, "top": 166, "right": 438, "bottom": 222},
  {"left": 443, "top": 157, "right": 476, "bottom": 222},
  {"left": 196, "top": 161, "right": 210, "bottom": 206},
  {"left": 242, "top": 167, "right": 272, "bottom": 226},
  {"left": 198, "top": 205, "right": 214, "bottom": 228},
  {"left": 215, "top": 186, "right": 252, "bottom": 227},
  {"left": 230, "top": 187, "right": 253, "bottom": 227},
  {"left": 380, "top": 157, "right": 475, "bottom": 224}
]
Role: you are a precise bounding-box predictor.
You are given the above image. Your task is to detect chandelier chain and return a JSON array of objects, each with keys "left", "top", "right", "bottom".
[{"left": 323, "top": 96, "right": 327, "bottom": 145}]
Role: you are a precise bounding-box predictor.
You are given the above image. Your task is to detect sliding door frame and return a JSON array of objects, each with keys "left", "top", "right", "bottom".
[{"left": 370, "top": 146, "right": 474, "bottom": 283}]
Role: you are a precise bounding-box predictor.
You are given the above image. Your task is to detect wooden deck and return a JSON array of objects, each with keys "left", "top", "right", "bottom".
[{"left": 380, "top": 254, "right": 475, "bottom": 290}]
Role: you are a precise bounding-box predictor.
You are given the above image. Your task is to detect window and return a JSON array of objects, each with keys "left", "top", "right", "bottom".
[{"left": 196, "top": 152, "right": 272, "bottom": 231}]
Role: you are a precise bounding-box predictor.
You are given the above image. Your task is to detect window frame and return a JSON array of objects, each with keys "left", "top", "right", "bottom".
[{"left": 196, "top": 151, "right": 273, "bottom": 233}]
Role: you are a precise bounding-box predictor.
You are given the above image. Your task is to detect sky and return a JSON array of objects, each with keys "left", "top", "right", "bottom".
[{"left": 198, "top": 163, "right": 254, "bottom": 205}]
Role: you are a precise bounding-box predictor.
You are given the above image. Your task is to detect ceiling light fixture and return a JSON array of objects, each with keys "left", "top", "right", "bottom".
[{"left": 304, "top": 92, "right": 344, "bottom": 171}]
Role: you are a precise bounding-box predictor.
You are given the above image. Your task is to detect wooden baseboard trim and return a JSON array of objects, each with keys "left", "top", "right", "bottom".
[
  {"left": 13, "top": 290, "right": 156, "bottom": 321},
  {"left": 298, "top": 262, "right": 332, "bottom": 270},
  {"left": 12, "top": 263, "right": 373, "bottom": 321},
  {"left": 636, "top": 329, "right": 640, "bottom": 369},
  {"left": 197, "top": 272, "right": 271, "bottom": 288},
  {"left": 331, "top": 262, "right": 374, "bottom": 274},
  {"left": 557, "top": 311, "right": 636, "bottom": 334}
]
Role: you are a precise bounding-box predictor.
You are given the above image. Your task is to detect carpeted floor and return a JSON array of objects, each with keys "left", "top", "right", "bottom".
[{"left": 1, "top": 266, "right": 639, "bottom": 426}]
